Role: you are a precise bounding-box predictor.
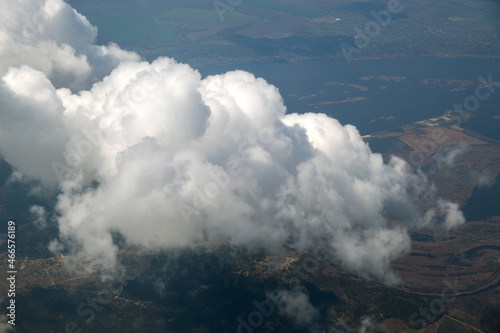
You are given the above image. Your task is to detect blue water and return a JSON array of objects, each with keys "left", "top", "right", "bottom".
[
  {"left": 198, "top": 58, "right": 500, "bottom": 137},
  {"left": 463, "top": 176, "right": 500, "bottom": 221}
]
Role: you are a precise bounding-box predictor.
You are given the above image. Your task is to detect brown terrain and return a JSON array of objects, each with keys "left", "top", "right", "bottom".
[
  {"left": 371, "top": 115, "right": 396, "bottom": 123},
  {"left": 392, "top": 217, "right": 500, "bottom": 296},
  {"left": 360, "top": 75, "right": 408, "bottom": 82},
  {"left": 309, "top": 96, "right": 367, "bottom": 106},
  {"left": 364, "top": 111, "right": 500, "bottom": 296},
  {"left": 358, "top": 110, "right": 500, "bottom": 332}
]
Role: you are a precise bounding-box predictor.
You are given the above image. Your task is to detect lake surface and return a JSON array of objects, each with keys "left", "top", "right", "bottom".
[{"left": 197, "top": 58, "right": 500, "bottom": 138}]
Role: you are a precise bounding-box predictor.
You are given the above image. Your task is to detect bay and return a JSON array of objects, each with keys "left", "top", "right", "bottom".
[{"left": 197, "top": 58, "right": 500, "bottom": 137}]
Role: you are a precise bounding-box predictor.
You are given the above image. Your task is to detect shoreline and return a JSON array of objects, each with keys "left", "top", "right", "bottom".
[{"left": 191, "top": 54, "right": 500, "bottom": 71}]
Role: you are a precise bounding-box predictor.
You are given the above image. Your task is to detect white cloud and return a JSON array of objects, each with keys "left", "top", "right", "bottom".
[
  {"left": 29, "top": 205, "right": 48, "bottom": 228},
  {"left": 433, "top": 141, "right": 469, "bottom": 168},
  {"left": 0, "top": 0, "right": 466, "bottom": 284},
  {"left": 438, "top": 200, "right": 465, "bottom": 230},
  {"left": 0, "top": 0, "right": 138, "bottom": 91},
  {"left": 267, "top": 288, "right": 319, "bottom": 325},
  {"left": 475, "top": 170, "right": 490, "bottom": 187}
]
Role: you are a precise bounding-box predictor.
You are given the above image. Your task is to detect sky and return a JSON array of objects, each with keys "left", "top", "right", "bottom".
[{"left": 0, "top": 0, "right": 466, "bottom": 286}]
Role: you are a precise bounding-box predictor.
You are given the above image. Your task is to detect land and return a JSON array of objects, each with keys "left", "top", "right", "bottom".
[
  {"left": 1, "top": 109, "right": 500, "bottom": 332},
  {"left": 2, "top": 0, "right": 500, "bottom": 331},
  {"left": 423, "top": 78, "right": 500, "bottom": 92},
  {"left": 371, "top": 115, "right": 395, "bottom": 123},
  {"left": 359, "top": 110, "right": 500, "bottom": 331},
  {"left": 68, "top": 0, "right": 500, "bottom": 67},
  {"left": 363, "top": 110, "right": 500, "bottom": 204},
  {"left": 360, "top": 76, "right": 408, "bottom": 82},
  {"left": 325, "top": 82, "right": 369, "bottom": 91},
  {"left": 309, "top": 96, "right": 367, "bottom": 106}
]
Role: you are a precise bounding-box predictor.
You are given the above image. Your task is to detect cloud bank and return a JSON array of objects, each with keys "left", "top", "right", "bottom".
[{"left": 0, "top": 0, "right": 465, "bottom": 284}]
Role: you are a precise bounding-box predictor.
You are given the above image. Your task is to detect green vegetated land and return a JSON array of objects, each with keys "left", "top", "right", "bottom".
[
  {"left": 160, "top": 8, "right": 259, "bottom": 22},
  {"left": 71, "top": 0, "right": 500, "bottom": 66},
  {"left": 243, "top": 0, "right": 327, "bottom": 19},
  {"left": 87, "top": 15, "right": 175, "bottom": 42}
]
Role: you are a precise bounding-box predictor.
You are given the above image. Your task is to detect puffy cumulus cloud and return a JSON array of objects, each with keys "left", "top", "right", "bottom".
[
  {"left": 0, "top": 0, "right": 466, "bottom": 283},
  {"left": 0, "top": 65, "right": 70, "bottom": 185},
  {"left": 0, "top": 0, "right": 138, "bottom": 91}
]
